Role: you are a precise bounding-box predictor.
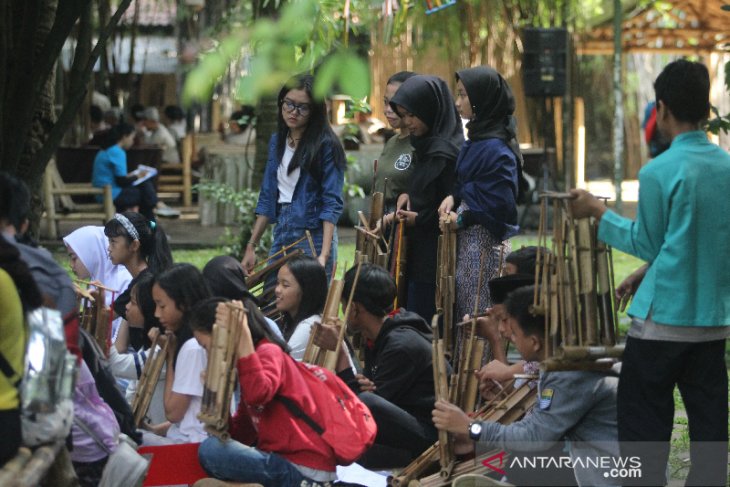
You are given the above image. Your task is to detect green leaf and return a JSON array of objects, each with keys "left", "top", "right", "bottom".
[
  {"left": 313, "top": 54, "right": 341, "bottom": 99},
  {"left": 338, "top": 53, "right": 370, "bottom": 99}
]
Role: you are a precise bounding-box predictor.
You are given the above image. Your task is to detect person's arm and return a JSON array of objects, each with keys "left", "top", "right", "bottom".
[
  {"left": 114, "top": 319, "right": 130, "bottom": 354},
  {"left": 317, "top": 142, "right": 345, "bottom": 264},
  {"left": 241, "top": 214, "right": 270, "bottom": 274},
  {"left": 162, "top": 334, "right": 194, "bottom": 423},
  {"left": 405, "top": 156, "right": 455, "bottom": 229},
  {"left": 318, "top": 221, "right": 335, "bottom": 267},
  {"left": 477, "top": 372, "right": 600, "bottom": 452}
]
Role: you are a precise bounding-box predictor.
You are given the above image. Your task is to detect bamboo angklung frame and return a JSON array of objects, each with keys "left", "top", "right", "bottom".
[
  {"left": 78, "top": 286, "right": 111, "bottom": 356},
  {"left": 389, "top": 380, "right": 538, "bottom": 487},
  {"left": 302, "top": 262, "right": 362, "bottom": 370},
  {"left": 431, "top": 315, "right": 454, "bottom": 480},
  {"left": 533, "top": 192, "right": 623, "bottom": 369},
  {"left": 131, "top": 334, "right": 170, "bottom": 428},
  {"left": 436, "top": 214, "right": 457, "bottom": 356},
  {"left": 198, "top": 302, "right": 245, "bottom": 440}
]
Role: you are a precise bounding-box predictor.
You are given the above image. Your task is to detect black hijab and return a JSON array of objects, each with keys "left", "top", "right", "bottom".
[
  {"left": 456, "top": 66, "right": 529, "bottom": 202},
  {"left": 202, "top": 255, "right": 258, "bottom": 304},
  {"left": 389, "top": 75, "right": 464, "bottom": 161}
]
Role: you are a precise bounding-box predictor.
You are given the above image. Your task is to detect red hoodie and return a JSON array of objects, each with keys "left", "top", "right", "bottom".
[{"left": 229, "top": 340, "right": 336, "bottom": 473}]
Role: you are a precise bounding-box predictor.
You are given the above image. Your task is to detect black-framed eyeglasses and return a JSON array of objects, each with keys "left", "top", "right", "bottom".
[{"left": 282, "top": 99, "right": 311, "bottom": 117}]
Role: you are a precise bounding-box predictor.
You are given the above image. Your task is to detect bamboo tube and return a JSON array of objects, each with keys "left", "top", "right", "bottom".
[
  {"left": 72, "top": 278, "right": 120, "bottom": 293},
  {"left": 576, "top": 217, "right": 598, "bottom": 345},
  {"left": 558, "top": 345, "right": 624, "bottom": 361},
  {"left": 132, "top": 333, "right": 159, "bottom": 419},
  {"left": 305, "top": 230, "right": 317, "bottom": 257},
  {"left": 541, "top": 358, "right": 616, "bottom": 372},
  {"left": 0, "top": 447, "right": 31, "bottom": 485},
  {"left": 326, "top": 262, "right": 362, "bottom": 370},
  {"left": 369, "top": 192, "right": 384, "bottom": 229},
  {"left": 303, "top": 280, "right": 345, "bottom": 367},
  {"left": 134, "top": 339, "right": 169, "bottom": 428},
  {"left": 463, "top": 338, "right": 486, "bottom": 413},
  {"left": 245, "top": 248, "right": 304, "bottom": 289},
  {"left": 595, "top": 236, "right": 616, "bottom": 345},
  {"left": 15, "top": 441, "right": 64, "bottom": 487}
]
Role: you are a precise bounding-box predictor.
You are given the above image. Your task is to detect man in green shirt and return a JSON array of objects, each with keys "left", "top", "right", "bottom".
[{"left": 570, "top": 60, "right": 730, "bottom": 486}]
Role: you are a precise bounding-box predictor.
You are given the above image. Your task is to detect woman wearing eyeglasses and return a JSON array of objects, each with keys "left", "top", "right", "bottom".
[{"left": 242, "top": 74, "right": 346, "bottom": 280}]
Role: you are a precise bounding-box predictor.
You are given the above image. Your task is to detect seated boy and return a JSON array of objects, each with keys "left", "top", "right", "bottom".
[
  {"left": 433, "top": 286, "right": 619, "bottom": 486},
  {"left": 323, "top": 264, "right": 439, "bottom": 468}
]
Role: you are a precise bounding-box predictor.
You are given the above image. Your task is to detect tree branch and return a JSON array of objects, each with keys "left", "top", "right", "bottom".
[{"left": 32, "top": 0, "right": 134, "bottom": 173}]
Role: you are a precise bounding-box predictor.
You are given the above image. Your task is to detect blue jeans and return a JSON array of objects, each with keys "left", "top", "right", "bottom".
[
  {"left": 198, "top": 437, "right": 332, "bottom": 487},
  {"left": 270, "top": 203, "right": 338, "bottom": 281}
]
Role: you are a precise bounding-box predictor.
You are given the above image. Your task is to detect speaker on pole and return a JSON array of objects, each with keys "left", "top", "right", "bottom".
[{"left": 522, "top": 28, "right": 568, "bottom": 97}]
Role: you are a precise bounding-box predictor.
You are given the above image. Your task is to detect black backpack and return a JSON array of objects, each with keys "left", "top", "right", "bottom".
[{"left": 78, "top": 328, "right": 142, "bottom": 444}]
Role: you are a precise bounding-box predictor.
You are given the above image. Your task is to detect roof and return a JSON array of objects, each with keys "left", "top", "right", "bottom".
[{"left": 579, "top": 0, "right": 730, "bottom": 54}]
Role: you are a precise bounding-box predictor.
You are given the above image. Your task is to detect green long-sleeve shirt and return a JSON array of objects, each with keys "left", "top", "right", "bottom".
[{"left": 598, "top": 130, "right": 730, "bottom": 326}]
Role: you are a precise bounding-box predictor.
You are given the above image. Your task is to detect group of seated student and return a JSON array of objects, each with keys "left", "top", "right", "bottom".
[{"left": 1, "top": 177, "right": 622, "bottom": 487}]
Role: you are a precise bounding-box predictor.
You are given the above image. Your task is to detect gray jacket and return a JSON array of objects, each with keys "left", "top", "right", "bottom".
[{"left": 479, "top": 369, "right": 619, "bottom": 486}]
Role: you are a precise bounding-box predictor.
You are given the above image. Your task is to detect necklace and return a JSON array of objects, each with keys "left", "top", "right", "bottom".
[{"left": 287, "top": 131, "right": 301, "bottom": 148}]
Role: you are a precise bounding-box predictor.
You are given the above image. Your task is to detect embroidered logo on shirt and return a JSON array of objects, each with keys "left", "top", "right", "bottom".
[
  {"left": 538, "top": 388, "right": 554, "bottom": 410},
  {"left": 394, "top": 153, "right": 411, "bottom": 170}
]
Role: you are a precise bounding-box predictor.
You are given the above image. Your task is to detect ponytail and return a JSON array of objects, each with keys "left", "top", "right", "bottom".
[{"left": 104, "top": 212, "right": 173, "bottom": 273}]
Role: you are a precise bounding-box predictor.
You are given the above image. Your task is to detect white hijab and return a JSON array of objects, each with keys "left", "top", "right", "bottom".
[{"left": 63, "top": 226, "right": 133, "bottom": 308}]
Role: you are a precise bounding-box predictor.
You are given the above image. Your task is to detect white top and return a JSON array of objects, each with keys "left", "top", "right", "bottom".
[
  {"left": 287, "top": 314, "right": 320, "bottom": 361},
  {"left": 166, "top": 338, "right": 208, "bottom": 443},
  {"left": 277, "top": 145, "right": 300, "bottom": 203}
]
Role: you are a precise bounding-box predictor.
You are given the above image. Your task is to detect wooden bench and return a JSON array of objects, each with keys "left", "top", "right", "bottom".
[
  {"left": 157, "top": 134, "right": 193, "bottom": 207},
  {"left": 42, "top": 159, "right": 114, "bottom": 239}
]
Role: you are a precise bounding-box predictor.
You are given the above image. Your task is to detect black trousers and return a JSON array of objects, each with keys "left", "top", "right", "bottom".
[
  {"left": 357, "top": 392, "right": 437, "bottom": 469},
  {"left": 113, "top": 180, "right": 158, "bottom": 221},
  {"left": 618, "top": 336, "right": 728, "bottom": 486},
  {"left": 0, "top": 408, "right": 21, "bottom": 467}
]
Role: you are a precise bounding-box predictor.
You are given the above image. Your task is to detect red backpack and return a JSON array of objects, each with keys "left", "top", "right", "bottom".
[{"left": 278, "top": 361, "right": 377, "bottom": 465}]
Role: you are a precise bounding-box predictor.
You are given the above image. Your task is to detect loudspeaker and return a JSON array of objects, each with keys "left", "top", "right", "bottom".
[{"left": 522, "top": 28, "right": 568, "bottom": 97}]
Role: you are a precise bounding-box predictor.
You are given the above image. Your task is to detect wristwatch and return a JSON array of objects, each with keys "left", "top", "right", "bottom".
[{"left": 468, "top": 421, "right": 483, "bottom": 441}]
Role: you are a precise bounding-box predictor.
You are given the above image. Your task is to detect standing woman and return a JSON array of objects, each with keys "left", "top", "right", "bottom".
[
  {"left": 439, "top": 66, "right": 525, "bottom": 320},
  {"left": 384, "top": 75, "right": 464, "bottom": 321},
  {"left": 375, "top": 71, "right": 418, "bottom": 211},
  {"left": 242, "top": 74, "right": 346, "bottom": 279}
]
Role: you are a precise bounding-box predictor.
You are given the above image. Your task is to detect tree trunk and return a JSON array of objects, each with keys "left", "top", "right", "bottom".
[{"left": 250, "top": 0, "right": 282, "bottom": 190}]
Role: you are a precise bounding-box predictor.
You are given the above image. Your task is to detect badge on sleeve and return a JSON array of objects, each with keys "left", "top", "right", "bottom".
[{"left": 538, "top": 388, "right": 554, "bottom": 410}]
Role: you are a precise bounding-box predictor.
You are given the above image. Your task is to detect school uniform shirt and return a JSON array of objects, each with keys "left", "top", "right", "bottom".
[
  {"left": 477, "top": 369, "right": 619, "bottom": 487},
  {"left": 230, "top": 340, "right": 337, "bottom": 479},
  {"left": 166, "top": 338, "right": 207, "bottom": 443},
  {"left": 598, "top": 130, "right": 730, "bottom": 327}
]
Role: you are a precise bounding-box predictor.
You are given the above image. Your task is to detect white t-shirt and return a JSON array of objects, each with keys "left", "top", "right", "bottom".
[
  {"left": 287, "top": 314, "right": 320, "bottom": 361},
  {"left": 166, "top": 338, "right": 208, "bottom": 443},
  {"left": 277, "top": 145, "right": 300, "bottom": 203}
]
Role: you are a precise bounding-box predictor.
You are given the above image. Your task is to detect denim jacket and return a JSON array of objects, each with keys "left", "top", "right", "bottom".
[{"left": 255, "top": 133, "right": 345, "bottom": 229}]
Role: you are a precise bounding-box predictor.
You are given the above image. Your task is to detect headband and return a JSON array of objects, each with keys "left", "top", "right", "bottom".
[{"left": 114, "top": 213, "right": 140, "bottom": 241}]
